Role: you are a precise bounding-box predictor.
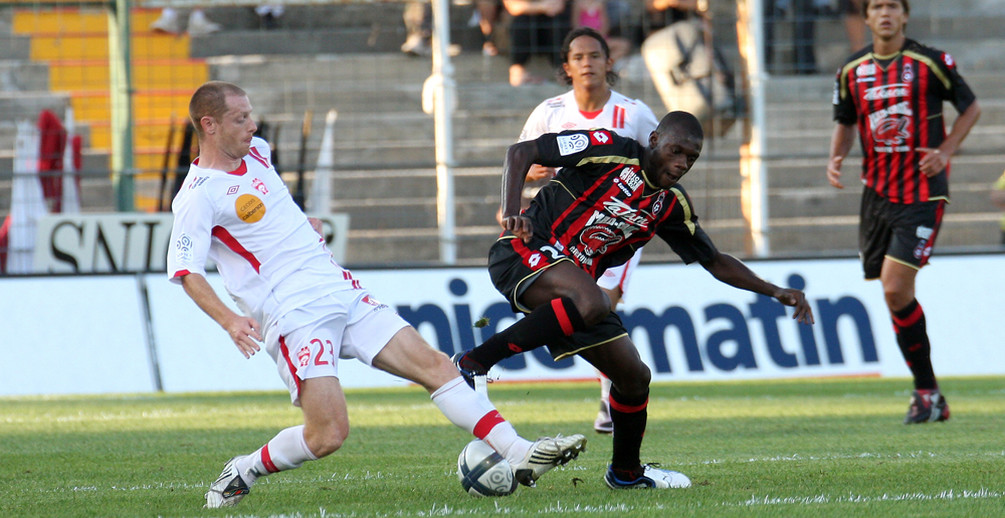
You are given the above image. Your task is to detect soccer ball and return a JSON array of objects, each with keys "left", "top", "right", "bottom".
[{"left": 457, "top": 439, "right": 518, "bottom": 497}]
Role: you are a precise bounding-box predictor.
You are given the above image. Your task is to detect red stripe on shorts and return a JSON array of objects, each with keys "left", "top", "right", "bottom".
[{"left": 279, "top": 335, "right": 301, "bottom": 396}]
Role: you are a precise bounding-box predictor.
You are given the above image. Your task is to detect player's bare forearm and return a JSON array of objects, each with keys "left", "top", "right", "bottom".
[
  {"left": 500, "top": 141, "right": 538, "bottom": 220},
  {"left": 702, "top": 253, "right": 815, "bottom": 324},
  {"left": 916, "top": 102, "right": 980, "bottom": 177},
  {"left": 826, "top": 124, "right": 855, "bottom": 189},
  {"left": 180, "top": 272, "right": 262, "bottom": 357}
]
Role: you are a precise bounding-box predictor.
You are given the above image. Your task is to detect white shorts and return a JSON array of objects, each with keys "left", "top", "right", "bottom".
[
  {"left": 264, "top": 290, "right": 409, "bottom": 405},
  {"left": 596, "top": 247, "right": 643, "bottom": 303}
]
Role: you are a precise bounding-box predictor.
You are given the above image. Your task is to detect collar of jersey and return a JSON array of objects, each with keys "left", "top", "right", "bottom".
[{"left": 192, "top": 157, "right": 248, "bottom": 176}]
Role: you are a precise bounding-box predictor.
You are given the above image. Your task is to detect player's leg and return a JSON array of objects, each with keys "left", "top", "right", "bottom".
[
  {"left": 579, "top": 337, "right": 691, "bottom": 489},
  {"left": 592, "top": 250, "right": 641, "bottom": 433},
  {"left": 880, "top": 200, "right": 948, "bottom": 423},
  {"left": 457, "top": 260, "right": 608, "bottom": 377},
  {"left": 372, "top": 324, "right": 586, "bottom": 486},
  {"left": 206, "top": 322, "right": 345, "bottom": 508}
]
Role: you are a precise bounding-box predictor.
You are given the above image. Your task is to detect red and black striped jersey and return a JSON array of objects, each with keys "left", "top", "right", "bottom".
[
  {"left": 522, "top": 129, "right": 717, "bottom": 279},
  {"left": 833, "top": 38, "right": 976, "bottom": 204}
]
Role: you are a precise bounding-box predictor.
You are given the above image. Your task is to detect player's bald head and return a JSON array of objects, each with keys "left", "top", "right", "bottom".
[{"left": 654, "top": 111, "right": 704, "bottom": 145}]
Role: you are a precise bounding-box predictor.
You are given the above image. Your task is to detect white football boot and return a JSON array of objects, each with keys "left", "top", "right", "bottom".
[
  {"left": 511, "top": 434, "right": 587, "bottom": 487},
  {"left": 605, "top": 463, "right": 691, "bottom": 489},
  {"left": 204, "top": 456, "right": 253, "bottom": 508}
]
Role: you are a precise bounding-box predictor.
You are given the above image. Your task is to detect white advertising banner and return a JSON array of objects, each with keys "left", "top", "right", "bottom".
[
  {"left": 0, "top": 276, "right": 155, "bottom": 395},
  {"left": 1, "top": 254, "right": 1003, "bottom": 396}
]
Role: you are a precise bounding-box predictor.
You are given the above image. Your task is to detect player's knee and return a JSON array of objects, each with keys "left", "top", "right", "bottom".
[
  {"left": 569, "top": 291, "right": 610, "bottom": 325},
  {"left": 609, "top": 361, "right": 651, "bottom": 396}
]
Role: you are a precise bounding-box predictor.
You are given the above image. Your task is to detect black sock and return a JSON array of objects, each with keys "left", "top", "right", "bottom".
[
  {"left": 892, "top": 299, "right": 937, "bottom": 390},
  {"left": 462, "top": 297, "right": 585, "bottom": 371},
  {"left": 609, "top": 386, "right": 648, "bottom": 477}
]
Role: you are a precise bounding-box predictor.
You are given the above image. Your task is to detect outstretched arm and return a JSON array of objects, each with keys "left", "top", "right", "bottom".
[
  {"left": 700, "top": 252, "right": 815, "bottom": 324},
  {"left": 500, "top": 140, "right": 541, "bottom": 242},
  {"left": 180, "top": 272, "right": 262, "bottom": 358}
]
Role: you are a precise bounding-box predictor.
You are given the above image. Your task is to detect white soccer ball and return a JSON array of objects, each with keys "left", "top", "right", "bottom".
[{"left": 457, "top": 439, "right": 518, "bottom": 497}]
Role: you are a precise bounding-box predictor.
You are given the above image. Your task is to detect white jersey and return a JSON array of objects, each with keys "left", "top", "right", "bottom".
[
  {"left": 167, "top": 137, "right": 353, "bottom": 330},
  {"left": 518, "top": 89, "right": 658, "bottom": 144}
]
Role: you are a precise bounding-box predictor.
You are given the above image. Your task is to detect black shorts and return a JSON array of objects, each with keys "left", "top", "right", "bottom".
[
  {"left": 859, "top": 187, "right": 945, "bottom": 279},
  {"left": 488, "top": 235, "right": 629, "bottom": 360}
]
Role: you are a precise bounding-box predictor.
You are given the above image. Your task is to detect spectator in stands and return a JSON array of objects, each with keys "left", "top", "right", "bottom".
[
  {"left": 400, "top": 1, "right": 461, "bottom": 57},
  {"left": 571, "top": 0, "right": 630, "bottom": 65},
  {"left": 509, "top": 27, "right": 659, "bottom": 434},
  {"left": 151, "top": 7, "right": 221, "bottom": 37},
  {"left": 475, "top": 0, "right": 503, "bottom": 56},
  {"left": 826, "top": 0, "right": 981, "bottom": 424},
  {"left": 992, "top": 170, "right": 1005, "bottom": 245},
  {"left": 502, "top": 0, "right": 572, "bottom": 86},
  {"left": 256, "top": 5, "right": 285, "bottom": 30},
  {"left": 170, "top": 80, "right": 587, "bottom": 508},
  {"left": 764, "top": 0, "right": 817, "bottom": 74}
]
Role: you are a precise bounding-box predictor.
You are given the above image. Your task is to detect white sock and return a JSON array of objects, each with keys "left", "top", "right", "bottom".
[
  {"left": 431, "top": 377, "right": 532, "bottom": 464},
  {"left": 236, "top": 424, "right": 317, "bottom": 484}
]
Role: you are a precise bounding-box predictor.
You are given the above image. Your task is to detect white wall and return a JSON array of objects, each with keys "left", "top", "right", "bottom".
[{"left": 2, "top": 254, "right": 1003, "bottom": 396}]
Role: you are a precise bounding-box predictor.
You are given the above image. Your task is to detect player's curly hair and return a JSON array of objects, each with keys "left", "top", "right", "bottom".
[
  {"left": 557, "top": 27, "right": 619, "bottom": 87},
  {"left": 189, "top": 81, "right": 248, "bottom": 139}
]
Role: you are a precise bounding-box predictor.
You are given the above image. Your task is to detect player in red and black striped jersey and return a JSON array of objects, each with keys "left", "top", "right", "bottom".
[
  {"left": 456, "top": 111, "right": 814, "bottom": 489},
  {"left": 826, "top": 0, "right": 981, "bottom": 424}
]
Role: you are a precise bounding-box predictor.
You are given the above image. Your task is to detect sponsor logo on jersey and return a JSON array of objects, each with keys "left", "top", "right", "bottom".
[
  {"left": 868, "top": 101, "right": 912, "bottom": 146},
  {"left": 580, "top": 226, "right": 619, "bottom": 257},
  {"left": 619, "top": 167, "right": 642, "bottom": 192},
  {"left": 832, "top": 81, "right": 841, "bottom": 104},
  {"left": 650, "top": 191, "right": 666, "bottom": 215},
  {"left": 175, "top": 233, "right": 194, "bottom": 263},
  {"left": 589, "top": 130, "right": 612, "bottom": 145},
  {"left": 873, "top": 117, "right": 911, "bottom": 146},
  {"left": 252, "top": 177, "right": 269, "bottom": 195},
  {"left": 943, "top": 53, "right": 954, "bottom": 67},
  {"left": 227, "top": 185, "right": 239, "bottom": 195},
  {"left": 855, "top": 62, "right": 876, "bottom": 77},
  {"left": 556, "top": 133, "right": 590, "bottom": 155},
  {"left": 863, "top": 83, "right": 910, "bottom": 101},
  {"left": 235, "top": 194, "right": 266, "bottom": 223},
  {"left": 902, "top": 63, "right": 914, "bottom": 82}
]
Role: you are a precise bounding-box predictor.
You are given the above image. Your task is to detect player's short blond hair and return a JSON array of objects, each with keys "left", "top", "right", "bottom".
[{"left": 189, "top": 81, "right": 248, "bottom": 139}]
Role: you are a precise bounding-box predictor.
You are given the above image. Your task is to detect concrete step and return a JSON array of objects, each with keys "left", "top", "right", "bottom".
[{"left": 0, "top": 59, "right": 47, "bottom": 92}]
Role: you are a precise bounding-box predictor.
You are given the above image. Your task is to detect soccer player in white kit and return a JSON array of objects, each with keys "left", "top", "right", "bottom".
[
  {"left": 168, "top": 81, "right": 586, "bottom": 508},
  {"left": 515, "top": 27, "right": 659, "bottom": 433}
]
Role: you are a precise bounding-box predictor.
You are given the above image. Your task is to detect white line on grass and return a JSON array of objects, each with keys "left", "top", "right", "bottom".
[{"left": 728, "top": 487, "right": 1003, "bottom": 508}]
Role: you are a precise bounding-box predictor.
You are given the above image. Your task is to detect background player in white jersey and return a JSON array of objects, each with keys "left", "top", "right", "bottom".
[
  {"left": 168, "top": 81, "right": 586, "bottom": 508},
  {"left": 513, "top": 27, "right": 660, "bottom": 433}
]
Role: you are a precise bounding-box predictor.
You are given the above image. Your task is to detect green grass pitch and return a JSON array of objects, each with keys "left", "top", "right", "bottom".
[{"left": 2, "top": 377, "right": 1003, "bottom": 517}]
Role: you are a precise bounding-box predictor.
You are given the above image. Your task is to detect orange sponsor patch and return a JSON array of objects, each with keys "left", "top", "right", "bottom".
[{"left": 235, "top": 193, "right": 266, "bottom": 223}]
